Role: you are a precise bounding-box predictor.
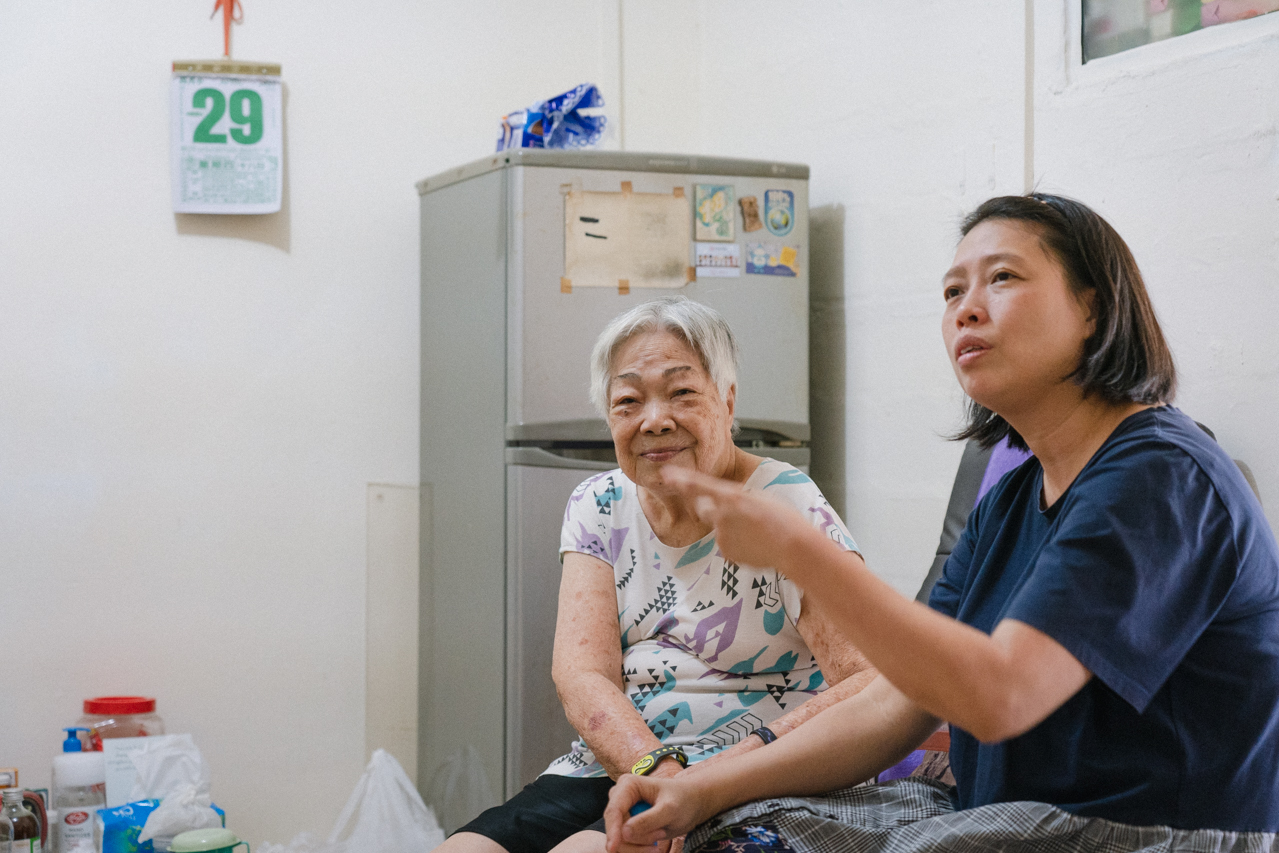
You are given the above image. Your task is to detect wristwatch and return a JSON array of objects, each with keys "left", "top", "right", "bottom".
[{"left": 630, "top": 745, "right": 688, "bottom": 776}]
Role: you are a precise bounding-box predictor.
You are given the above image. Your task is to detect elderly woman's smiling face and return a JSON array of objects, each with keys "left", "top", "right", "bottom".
[{"left": 607, "top": 330, "right": 737, "bottom": 491}]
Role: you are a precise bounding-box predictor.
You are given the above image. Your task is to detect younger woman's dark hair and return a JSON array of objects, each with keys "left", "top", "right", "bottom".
[{"left": 954, "top": 193, "right": 1176, "bottom": 450}]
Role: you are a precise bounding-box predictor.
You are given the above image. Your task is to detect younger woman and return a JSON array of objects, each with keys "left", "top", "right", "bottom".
[{"left": 604, "top": 194, "right": 1279, "bottom": 852}]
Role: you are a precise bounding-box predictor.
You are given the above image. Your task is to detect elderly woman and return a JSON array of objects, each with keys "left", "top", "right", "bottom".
[
  {"left": 437, "top": 297, "right": 876, "bottom": 853},
  {"left": 606, "top": 195, "right": 1279, "bottom": 852}
]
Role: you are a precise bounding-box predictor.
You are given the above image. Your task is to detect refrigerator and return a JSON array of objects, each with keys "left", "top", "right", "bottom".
[{"left": 417, "top": 149, "right": 810, "bottom": 828}]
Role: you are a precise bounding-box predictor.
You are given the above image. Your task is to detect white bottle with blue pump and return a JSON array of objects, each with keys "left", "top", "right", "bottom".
[{"left": 51, "top": 728, "right": 104, "bottom": 853}]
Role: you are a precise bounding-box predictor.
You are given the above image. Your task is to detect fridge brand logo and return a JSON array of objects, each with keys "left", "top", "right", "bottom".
[{"left": 65, "top": 811, "right": 90, "bottom": 825}]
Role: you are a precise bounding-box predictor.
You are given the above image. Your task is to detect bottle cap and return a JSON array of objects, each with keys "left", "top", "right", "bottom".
[
  {"left": 63, "top": 727, "right": 88, "bottom": 752},
  {"left": 53, "top": 751, "right": 105, "bottom": 788},
  {"left": 84, "top": 696, "right": 156, "bottom": 715}
]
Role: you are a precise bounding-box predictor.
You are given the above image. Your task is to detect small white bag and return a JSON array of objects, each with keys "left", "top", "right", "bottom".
[
  {"left": 328, "top": 749, "right": 445, "bottom": 852},
  {"left": 261, "top": 750, "right": 444, "bottom": 853}
]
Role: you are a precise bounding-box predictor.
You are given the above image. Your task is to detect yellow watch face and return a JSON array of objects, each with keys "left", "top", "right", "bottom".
[{"left": 631, "top": 755, "right": 655, "bottom": 775}]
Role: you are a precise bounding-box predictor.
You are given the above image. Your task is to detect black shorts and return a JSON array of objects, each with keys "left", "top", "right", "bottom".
[{"left": 453, "top": 774, "right": 614, "bottom": 853}]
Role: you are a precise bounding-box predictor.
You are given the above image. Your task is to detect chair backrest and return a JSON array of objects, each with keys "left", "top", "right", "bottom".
[
  {"left": 914, "top": 437, "right": 1030, "bottom": 603},
  {"left": 914, "top": 423, "right": 1262, "bottom": 604}
]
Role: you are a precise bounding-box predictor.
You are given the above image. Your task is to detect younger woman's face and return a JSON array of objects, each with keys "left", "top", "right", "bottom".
[{"left": 941, "top": 219, "right": 1096, "bottom": 417}]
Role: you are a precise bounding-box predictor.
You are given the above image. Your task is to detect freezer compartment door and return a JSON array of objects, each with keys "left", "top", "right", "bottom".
[
  {"left": 505, "top": 461, "right": 597, "bottom": 795},
  {"left": 507, "top": 165, "right": 810, "bottom": 433}
]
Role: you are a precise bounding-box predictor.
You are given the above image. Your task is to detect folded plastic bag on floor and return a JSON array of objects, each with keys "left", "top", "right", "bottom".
[{"left": 260, "top": 750, "right": 444, "bottom": 853}]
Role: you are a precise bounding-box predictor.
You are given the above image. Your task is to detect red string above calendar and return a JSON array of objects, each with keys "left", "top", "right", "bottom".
[{"left": 210, "top": 0, "right": 244, "bottom": 58}]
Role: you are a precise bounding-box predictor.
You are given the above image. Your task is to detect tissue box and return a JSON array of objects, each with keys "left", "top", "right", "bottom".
[{"left": 95, "top": 800, "right": 225, "bottom": 853}]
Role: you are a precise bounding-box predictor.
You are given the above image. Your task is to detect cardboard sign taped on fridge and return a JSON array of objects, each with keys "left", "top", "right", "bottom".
[{"left": 564, "top": 189, "right": 692, "bottom": 289}]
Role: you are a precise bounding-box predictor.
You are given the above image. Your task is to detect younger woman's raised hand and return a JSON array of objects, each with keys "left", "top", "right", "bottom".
[{"left": 661, "top": 465, "right": 816, "bottom": 573}]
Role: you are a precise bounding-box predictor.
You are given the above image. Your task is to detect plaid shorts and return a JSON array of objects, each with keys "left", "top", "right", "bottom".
[{"left": 687, "top": 778, "right": 1279, "bottom": 853}]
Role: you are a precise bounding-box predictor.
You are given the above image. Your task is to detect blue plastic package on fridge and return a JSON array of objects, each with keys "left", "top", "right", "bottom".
[{"left": 496, "top": 83, "right": 606, "bottom": 151}]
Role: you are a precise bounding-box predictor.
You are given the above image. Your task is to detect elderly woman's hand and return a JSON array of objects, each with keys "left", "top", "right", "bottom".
[{"left": 661, "top": 465, "right": 824, "bottom": 575}]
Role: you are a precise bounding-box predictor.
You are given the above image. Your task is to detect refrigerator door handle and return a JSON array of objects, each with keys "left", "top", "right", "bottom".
[{"left": 506, "top": 446, "right": 616, "bottom": 471}]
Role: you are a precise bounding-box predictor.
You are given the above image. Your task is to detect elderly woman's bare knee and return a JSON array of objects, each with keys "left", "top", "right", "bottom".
[
  {"left": 433, "top": 831, "right": 511, "bottom": 853},
  {"left": 547, "top": 829, "right": 606, "bottom": 853}
]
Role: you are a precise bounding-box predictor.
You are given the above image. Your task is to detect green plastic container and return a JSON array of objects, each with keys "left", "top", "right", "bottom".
[{"left": 169, "top": 828, "right": 249, "bottom": 853}]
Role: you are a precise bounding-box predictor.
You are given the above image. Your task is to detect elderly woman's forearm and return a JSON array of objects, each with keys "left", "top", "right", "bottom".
[
  {"left": 558, "top": 670, "right": 664, "bottom": 778},
  {"left": 766, "top": 664, "right": 878, "bottom": 736}
]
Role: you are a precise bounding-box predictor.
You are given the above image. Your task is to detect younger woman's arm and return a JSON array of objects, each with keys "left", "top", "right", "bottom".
[
  {"left": 606, "top": 674, "right": 939, "bottom": 852},
  {"left": 664, "top": 467, "right": 1091, "bottom": 743}
]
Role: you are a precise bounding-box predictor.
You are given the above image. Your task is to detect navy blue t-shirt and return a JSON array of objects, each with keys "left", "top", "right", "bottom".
[{"left": 929, "top": 406, "right": 1279, "bottom": 831}]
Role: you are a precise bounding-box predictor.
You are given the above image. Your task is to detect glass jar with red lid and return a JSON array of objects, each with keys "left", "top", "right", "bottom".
[{"left": 76, "top": 697, "right": 165, "bottom": 750}]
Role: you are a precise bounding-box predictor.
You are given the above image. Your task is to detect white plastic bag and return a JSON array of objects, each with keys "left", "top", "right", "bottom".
[
  {"left": 330, "top": 749, "right": 444, "bottom": 853},
  {"left": 258, "top": 833, "right": 336, "bottom": 853},
  {"left": 260, "top": 750, "right": 443, "bottom": 853}
]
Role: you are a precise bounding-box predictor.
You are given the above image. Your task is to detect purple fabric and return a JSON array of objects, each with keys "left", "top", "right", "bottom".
[
  {"left": 877, "top": 749, "right": 925, "bottom": 782},
  {"left": 975, "top": 439, "right": 1034, "bottom": 507}
]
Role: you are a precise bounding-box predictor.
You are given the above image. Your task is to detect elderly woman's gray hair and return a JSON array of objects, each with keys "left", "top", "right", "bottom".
[{"left": 590, "top": 297, "right": 740, "bottom": 417}]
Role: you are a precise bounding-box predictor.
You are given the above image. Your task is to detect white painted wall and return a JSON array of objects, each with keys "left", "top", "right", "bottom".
[
  {"left": 3, "top": 0, "right": 1276, "bottom": 846},
  {"left": 0, "top": 1, "right": 620, "bottom": 845},
  {"left": 622, "top": 0, "right": 1279, "bottom": 594},
  {"left": 624, "top": 1, "right": 1031, "bottom": 594},
  {"left": 1032, "top": 5, "right": 1279, "bottom": 530}
]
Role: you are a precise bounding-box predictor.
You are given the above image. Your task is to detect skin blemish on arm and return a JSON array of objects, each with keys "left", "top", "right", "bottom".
[{"left": 588, "top": 711, "right": 608, "bottom": 731}]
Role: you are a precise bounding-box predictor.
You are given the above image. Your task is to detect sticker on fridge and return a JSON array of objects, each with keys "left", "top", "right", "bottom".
[
  {"left": 746, "top": 242, "right": 799, "bottom": 277},
  {"left": 695, "top": 242, "right": 741, "bottom": 278},
  {"left": 739, "top": 195, "right": 763, "bottom": 232},
  {"left": 694, "top": 184, "right": 736, "bottom": 241},
  {"left": 764, "top": 189, "right": 795, "bottom": 237}
]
